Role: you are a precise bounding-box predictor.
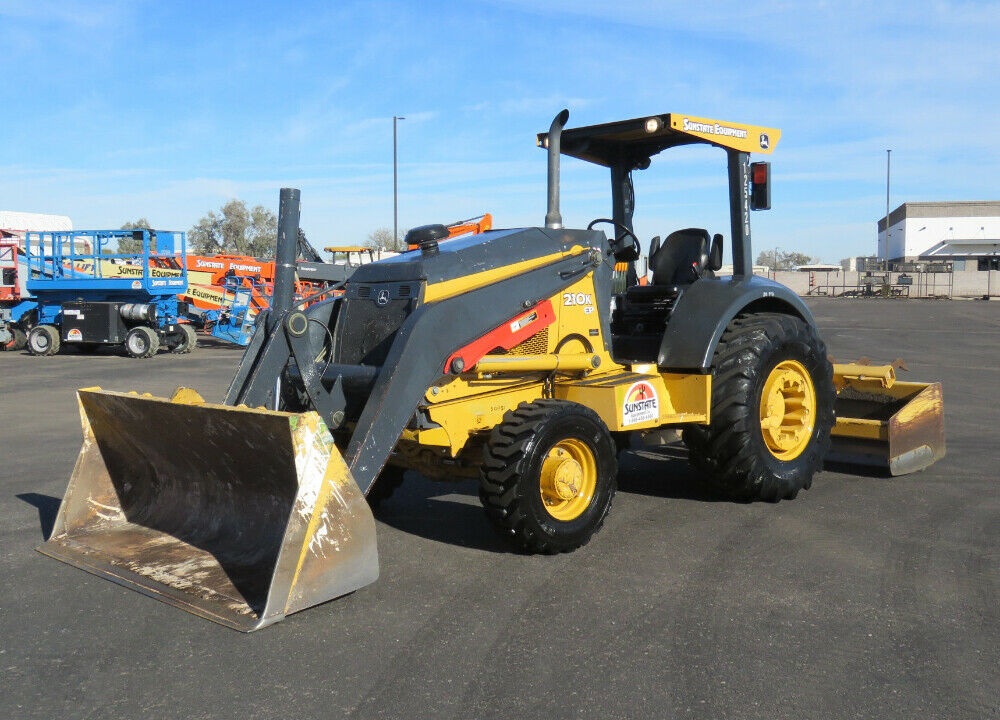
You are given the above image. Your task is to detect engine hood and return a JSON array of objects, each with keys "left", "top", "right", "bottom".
[{"left": 347, "top": 227, "right": 605, "bottom": 286}]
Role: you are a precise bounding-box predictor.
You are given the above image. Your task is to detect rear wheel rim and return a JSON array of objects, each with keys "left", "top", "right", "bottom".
[
  {"left": 539, "top": 438, "right": 597, "bottom": 521},
  {"left": 759, "top": 359, "right": 816, "bottom": 461},
  {"left": 128, "top": 332, "right": 147, "bottom": 355}
]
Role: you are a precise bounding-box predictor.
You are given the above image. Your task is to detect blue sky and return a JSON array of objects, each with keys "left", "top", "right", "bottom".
[{"left": 2, "top": 0, "right": 997, "bottom": 263}]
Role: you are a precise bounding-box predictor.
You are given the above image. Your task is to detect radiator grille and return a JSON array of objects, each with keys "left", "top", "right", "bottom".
[{"left": 507, "top": 327, "right": 549, "bottom": 356}]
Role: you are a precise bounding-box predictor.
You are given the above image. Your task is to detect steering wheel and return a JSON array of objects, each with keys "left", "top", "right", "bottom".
[{"left": 586, "top": 218, "right": 641, "bottom": 261}]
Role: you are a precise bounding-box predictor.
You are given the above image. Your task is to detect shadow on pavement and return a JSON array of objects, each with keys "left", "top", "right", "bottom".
[
  {"left": 17, "top": 493, "right": 61, "bottom": 540},
  {"left": 372, "top": 443, "right": 736, "bottom": 552},
  {"left": 617, "top": 445, "right": 728, "bottom": 502},
  {"left": 372, "top": 475, "right": 511, "bottom": 553}
]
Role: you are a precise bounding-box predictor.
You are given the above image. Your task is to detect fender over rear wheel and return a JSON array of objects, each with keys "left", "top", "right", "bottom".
[
  {"left": 480, "top": 399, "right": 617, "bottom": 554},
  {"left": 683, "top": 312, "right": 835, "bottom": 502}
]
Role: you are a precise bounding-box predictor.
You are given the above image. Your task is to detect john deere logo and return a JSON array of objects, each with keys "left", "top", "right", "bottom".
[
  {"left": 376, "top": 289, "right": 390, "bottom": 306},
  {"left": 759, "top": 133, "right": 770, "bottom": 150}
]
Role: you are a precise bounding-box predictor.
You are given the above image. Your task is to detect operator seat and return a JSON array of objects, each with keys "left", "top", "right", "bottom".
[
  {"left": 649, "top": 228, "right": 721, "bottom": 286},
  {"left": 610, "top": 228, "right": 723, "bottom": 363}
]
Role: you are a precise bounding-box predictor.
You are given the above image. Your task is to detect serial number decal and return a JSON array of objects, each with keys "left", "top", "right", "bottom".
[
  {"left": 563, "top": 292, "right": 594, "bottom": 307},
  {"left": 510, "top": 311, "right": 538, "bottom": 333}
]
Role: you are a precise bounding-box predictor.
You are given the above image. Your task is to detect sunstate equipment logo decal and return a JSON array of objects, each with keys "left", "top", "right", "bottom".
[
  {"left": 622, "top": 381, "right": 659, "bottom": 426},
  {"left": 682, "top": 117, "right": 748, "bottom": 140}
]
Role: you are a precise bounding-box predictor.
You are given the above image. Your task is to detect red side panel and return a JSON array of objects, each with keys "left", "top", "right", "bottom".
[{"left": 444, "top": 299, "right": 556, "bottom": 373}]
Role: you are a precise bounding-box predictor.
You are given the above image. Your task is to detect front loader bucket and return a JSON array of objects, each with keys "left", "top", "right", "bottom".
[
  {"left": 829, "top": 364, "right": 945, "bottom": 476},
  {"left": 38, "top": 387, "right": 378, "bottom": 631}
]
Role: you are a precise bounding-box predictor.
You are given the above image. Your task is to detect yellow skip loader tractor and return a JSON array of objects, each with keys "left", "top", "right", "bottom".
[{"left": 39, "top": 110, "right": 945, "bottom": 630}]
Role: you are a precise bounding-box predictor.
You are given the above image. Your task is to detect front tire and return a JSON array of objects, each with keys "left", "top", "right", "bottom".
[
  {"left": 27, "top": 325, "right": 60, "bottom": 356},
  {"left": 125, "top": 326, "right": 160, "bottom": 358},
  {"left": 480, "top": 399, "right": 617, "bottom": 554},
  {"left": 683, "top": 312, "right": 835, "bottom": 502},
  {"left": 366, "top": 465, "right": 405, "bottom": 510}
]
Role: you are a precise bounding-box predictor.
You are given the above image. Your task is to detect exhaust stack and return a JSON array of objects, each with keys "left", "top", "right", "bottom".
[
  {"left": 267, "top": 187, "right": 301, "bottom": 332},
  {"left": 544, "top": 109, "right": 570, "bottom": 229}
]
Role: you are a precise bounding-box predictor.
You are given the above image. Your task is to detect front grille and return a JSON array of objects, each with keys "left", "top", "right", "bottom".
[
  {"left": 352, "top": 284, "right": 413, "bottom": 302},
  {"left": 333, "top": 283, "right": 415, "bottom": 365}
]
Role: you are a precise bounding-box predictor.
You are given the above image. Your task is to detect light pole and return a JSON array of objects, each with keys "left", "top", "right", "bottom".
[
  {"left": 393, "top": 115, "right": 405, "bottom": 248},
  {"left": 989, "top": 243, "right": 998, "bottom": 301},
  {"left": 773, "top": 246, "right": 780, "bottom": 279},
  {"left": 884, "top": 149, "right": 891, "bottom": 272}
]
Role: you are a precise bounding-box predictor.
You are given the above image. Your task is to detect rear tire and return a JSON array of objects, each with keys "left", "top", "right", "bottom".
[
  {"left": 683, "top": 312, "right": 834, "bottom": 502},
  {"left": 3, "top": 327, "right": 27, "bottom": 351},
  {"left": 480, "top": 399, "right": 617, "bottom": 554},
  {"left": 125, "top": 326, "right": 159, "bottom": 358},
  {"left": 27, "top": 325, "right": 60, "bottom": 356},
  {"left": 170, "top": 324, "right": 198, "bottom": 354}
]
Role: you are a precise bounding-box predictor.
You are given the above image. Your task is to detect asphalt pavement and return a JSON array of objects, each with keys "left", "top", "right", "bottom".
[{"left": 1, "top": 299, "right": 996, "bottom": 720}]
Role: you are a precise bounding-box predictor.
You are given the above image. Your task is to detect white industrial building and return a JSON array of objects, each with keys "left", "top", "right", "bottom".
[
  {"left": 877, "top": 201, "right": 1000, "bottom": 270},
  {"left": 0, "top": 211, "right": 73, "bottom": 239}
]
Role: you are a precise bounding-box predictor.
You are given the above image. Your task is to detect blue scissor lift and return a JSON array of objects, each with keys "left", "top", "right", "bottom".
[
  {"left": 206, "top": 273, "right": 265, "bottom": 347},
  {"left": 23, "top": 229, "right": 196, "bottom": 358}
]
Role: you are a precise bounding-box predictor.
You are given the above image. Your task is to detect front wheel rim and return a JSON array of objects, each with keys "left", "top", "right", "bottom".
[
  {"left": 759, "top": 359, "right": 816, "bottom": 461},
  {"left": 539, "top": 438, "right": 598, "bottom": 521}
]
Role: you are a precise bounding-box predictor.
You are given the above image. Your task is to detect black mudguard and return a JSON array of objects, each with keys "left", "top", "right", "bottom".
[{"left": 657, "top": 274, "right": 815, "bottom": 372}]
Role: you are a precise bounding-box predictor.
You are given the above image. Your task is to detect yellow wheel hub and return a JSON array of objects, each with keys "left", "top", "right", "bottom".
[
  {"left": 759, "top": 359, "right": 816, "bottom": 461},
  {"left": 539, "top": 439, "right": 597, "bottom": 521}
]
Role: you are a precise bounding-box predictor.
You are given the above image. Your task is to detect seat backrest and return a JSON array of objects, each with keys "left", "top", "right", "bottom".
[
  {"left": 650, "top": 228, "right": 711, "bottom": 286},
  {"left": 708, "top": 233, "right": 723, "bottom": 271}
]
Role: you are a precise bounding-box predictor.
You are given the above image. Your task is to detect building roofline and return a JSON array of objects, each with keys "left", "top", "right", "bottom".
[{"left": 878, "top": 201, "right": 1000, "bottom": 231}]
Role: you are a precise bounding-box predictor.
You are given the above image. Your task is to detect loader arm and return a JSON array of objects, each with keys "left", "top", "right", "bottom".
[
  {"left": 228, "top": 232, "right": 605, "bottom": 496},
  {"left": 343, "top": 249, "right": 603, "bottom": 493}
]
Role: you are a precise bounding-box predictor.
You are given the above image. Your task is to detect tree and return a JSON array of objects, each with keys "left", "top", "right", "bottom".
[
  {"left": 116, "top": 218, "right": 152, "bottom": 254},
  {"left": 756, "top": 249, "right": 816, "bottom": 270},
  {"left": 365, "top": 227, "right": 406, "bottom": 252},
  {"left": 189, "top": 200, "right": 277, "bottom": 257}
]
